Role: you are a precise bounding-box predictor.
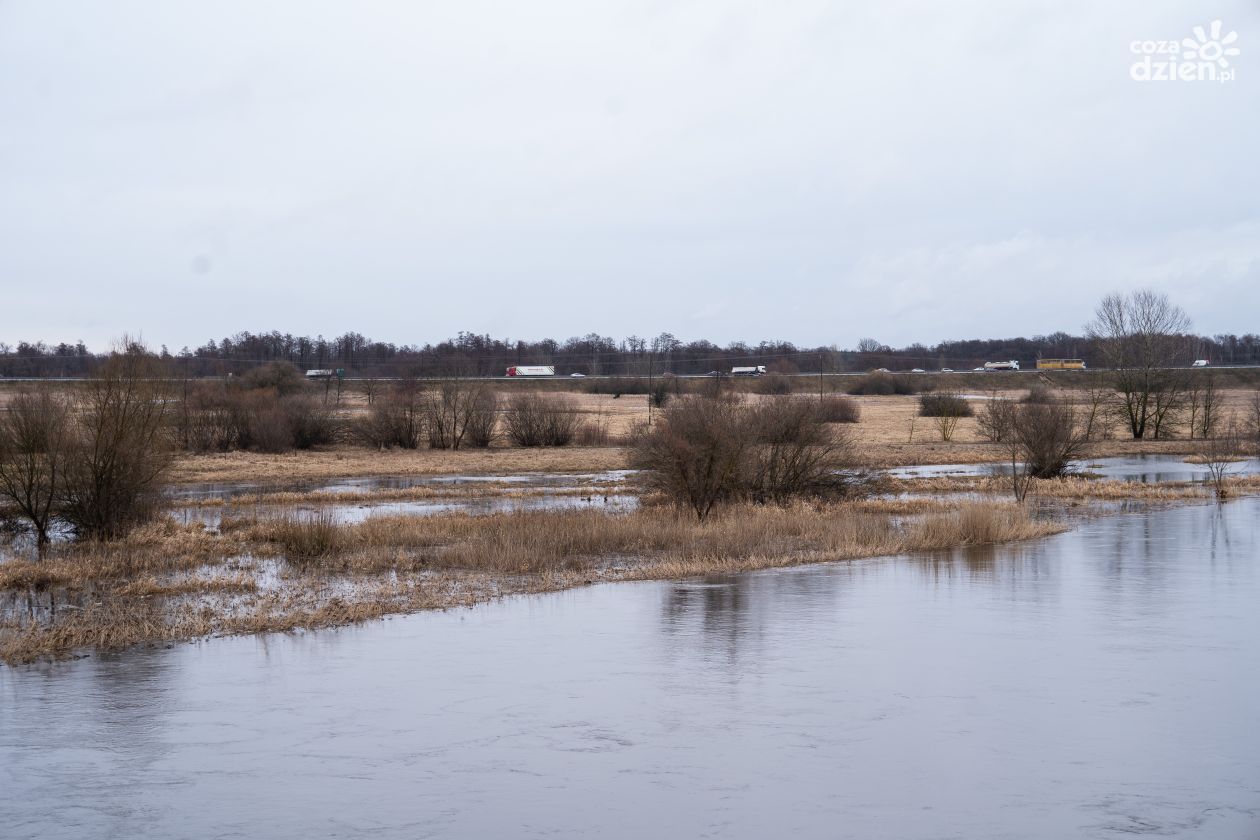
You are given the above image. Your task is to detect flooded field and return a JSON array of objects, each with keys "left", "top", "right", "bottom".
[
  {"left": 164, "top": 469, "right": 639, "bottom": 527},
  {"left": 888, "top": 452, "right": 1260, "bottom": 484},
  {"left": 2, "top": 497, "right": 1257, "bottom": 839}
]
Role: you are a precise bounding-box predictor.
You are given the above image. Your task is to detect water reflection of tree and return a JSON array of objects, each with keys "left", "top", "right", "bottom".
[
  {"left": 657, "top": 568, "right": 856, "bottom": 669},
  {"left": 908, "top": 542, "right": 1059, "bottom": 609},
  {"left": 1099, "top": 499, "right": 1247, "bottom": 599}
]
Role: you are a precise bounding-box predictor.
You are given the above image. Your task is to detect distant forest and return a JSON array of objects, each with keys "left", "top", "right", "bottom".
[{"left": 2, "top": 330, "right": 1257, "bottom": 378}]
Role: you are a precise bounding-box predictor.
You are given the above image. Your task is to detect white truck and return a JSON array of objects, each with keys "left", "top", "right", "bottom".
[
  {"left": 505, "top": 365, "right": 555, "bottom": 377},
  {"left": 731, "top": 365, "right": 767, "bottom": 376},
  {"left": 982, "top": 360, "right": 1020, "bottom": 371}
]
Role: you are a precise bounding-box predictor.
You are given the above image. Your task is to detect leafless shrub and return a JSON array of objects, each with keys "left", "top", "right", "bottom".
[
  {"left": 745, "top": 398, "right": 857, "bottom": 503},
  {"left": 933, "top": 414, "right": 961, "bottom": 442},
  {"left": 239, "top": 361, "right": 307, "bottom": 396},
  {"left": 0, "top": 390, "right": 70, "bottom": 547},
  {"left": 918, "top": 392, "right": 973, "bottom": 418},
  {"left": 285, "top": 395, "right": 339, "bottom": 449},
  {"left": 59, "top": 344, "right": 175, "bottom": 541},
  {"left": 357, "top": 380, "right": 425, "bottom": 449},
  {"left": 574, "top": 422, "right": 612, "bottom": 446},
  {"left": 631, "top": 395, "right": 749, "bottom": 520},
  {"left": 1022, "top": 385, "right": 1055, "bottom": 404},
  {"left": 757, "top": 373, "right": 793, "bottom": 395},
  {"left": 847, "top": 372, "right": 916, "bottom": 396},
  {"left": 649, "top": 378, "right": 674, "bottom": 408},
  {"left": 976, "top": 395, "right": 1015, "bottom": 443},
  {"left": 816, "top": 395, "right": 861, "bottom": 423},
  {"left": 1010, "top": 401, "right": 1086, "bottom": 481},
  {"left": 425, "top": 382, "right": 494, "bottom": 450},
  {"left": 176, "top": 383, "right": 238, "bottom": 452},
  {"left": 247, "top": 402, "right": 295, "bottom": 453},
  {"left": 504, "top": 394, "right": 579, "bottom": 447},
  {"left": 1200, "top": 420, "right": 1244, "bottom": 500},
  {"left": 463, "top": 389, "right": 499, "bottom": 448},
  {"left": 632, "top": 395, "right": 860, "bottom": 519}
]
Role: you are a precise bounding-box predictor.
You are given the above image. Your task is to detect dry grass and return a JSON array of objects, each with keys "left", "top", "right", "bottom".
[
  {"left": 1, "top": 499, "right": 1063, "bottom": 664},
  {"left": 879, "top": 473, "right": 1221, "bottom": 502},
  {"left": 168, "top": 444, "right": 632, "bottom": 485},
  {"left": 162, "top": 388, "right": 1260, "bottom": 488}
]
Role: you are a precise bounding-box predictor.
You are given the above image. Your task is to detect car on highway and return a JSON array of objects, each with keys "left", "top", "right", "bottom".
[
  {"left": 941, "top": 368, "right": 954, "bottom": 372},
  {"left": 1192, "top": 359, "right": 1210, "bottom": 367},
  {"left": 569, "top": 372, "right": 585, "bottom": 377},
  {"left": 911, "top": 368, "right": 925, "bottom": 373}
]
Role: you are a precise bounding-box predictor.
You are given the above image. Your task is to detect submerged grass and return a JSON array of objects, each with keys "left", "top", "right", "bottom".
[{"left": 1, "top": 498, "right": 1063, "bottom": 664}]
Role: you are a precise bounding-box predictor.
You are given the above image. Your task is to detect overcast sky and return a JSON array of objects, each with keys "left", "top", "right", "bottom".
[{"left": 1, "top": 1, "right": 1256, "bottom": 351}]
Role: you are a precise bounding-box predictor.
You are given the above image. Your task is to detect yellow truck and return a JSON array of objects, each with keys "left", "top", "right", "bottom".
[{"left": 1036, "top": 359, "right": 1086, "bottom": 370}]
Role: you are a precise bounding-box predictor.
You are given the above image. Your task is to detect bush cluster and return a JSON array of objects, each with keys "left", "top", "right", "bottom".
[
  {"left": 918, "top": 392, "right": 974, "bottom": 418},
  {"left": 0, "top": 348, "right": 173, "bottom": 544},
  {"left": 815, "top": 395, "right": 861, "bottom": 423},
  {"left": 177, "top": 384, "right": 338, "bottom": 453},
  {"left": 632, "top": 395, "right": 858, "bottom": 520},
  {"left": 847, "top": 372, "right": 917, "bottom": 396},
  {"left": 504, "top": 394, "right": 579, "bottom": 447}
]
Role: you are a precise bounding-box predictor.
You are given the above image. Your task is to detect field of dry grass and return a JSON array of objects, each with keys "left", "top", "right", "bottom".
[
  {"left": 163, "top": 386, "right": 1259, "bottom": 487},
  {"left": 1, "top": 498, "right": 1064, "bottom": 664},
  {"left": 168, "top": 444, "right": 631, "bottom": 485}
]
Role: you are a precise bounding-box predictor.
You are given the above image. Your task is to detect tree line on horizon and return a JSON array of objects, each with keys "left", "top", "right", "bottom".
[{"left": 2, "top": 327, "right": 1258, "bottom": 379}]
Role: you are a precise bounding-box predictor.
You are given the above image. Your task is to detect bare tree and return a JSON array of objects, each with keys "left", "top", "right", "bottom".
[
  {"left": 1086, "top": 289, "right": 1192, "bottom": 439},
  {"left": 1201, "top": 420, "right": 1244, "bottom": 500},
  {"left": 426, "top": 381, "right": 494, "bottom": 450},
  {"left": 0, "top": 391, "right": 69, "bottom": 548},
  {"left": 59, "top": 342, "right": 175, "bottom": 540},
  {"left": 1186, "top": 370, "right": 1219, "bottom": 440},
  {"left": 1081, "top": 385, "right": 1112, "bottom": 441},
  {"left": 976, "top": 392, "right": 1015, "bottom": 443}
]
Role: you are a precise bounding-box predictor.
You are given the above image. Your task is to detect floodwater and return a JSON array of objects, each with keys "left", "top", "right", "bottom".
[
  {"left": 173, "top": 490, "right": 638, "bottom": 528},
  {"left": 3, "top": 499, "right": 1259, "bottom": 839},
  {"left": 169, "top": 470, "right": 637, "bottom": 502},
  {"left": 888, "top": 453, "right": 1260, "bottom": 483},
  {"left": 164, "top": 469, "right": 639, "bottom": 527}
]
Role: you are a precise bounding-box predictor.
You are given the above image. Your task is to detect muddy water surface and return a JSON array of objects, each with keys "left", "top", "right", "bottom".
[{"left": 2, "top": 499, "right": 1258, "bottom": 839}]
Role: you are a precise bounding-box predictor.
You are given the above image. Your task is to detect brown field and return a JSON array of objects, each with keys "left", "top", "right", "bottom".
[{"left": 160, "top": 386, "right": 1259, "bottom": 487}]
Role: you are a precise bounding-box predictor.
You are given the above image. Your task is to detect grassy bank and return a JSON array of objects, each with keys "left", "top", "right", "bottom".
[{"left": 1, "top": 499, "right": 1062, "bottom": 664}]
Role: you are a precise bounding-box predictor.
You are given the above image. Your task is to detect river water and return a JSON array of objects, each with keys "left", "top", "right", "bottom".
[{"left": 2, "top": 499, "right": 1258, "bottom": 839}]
